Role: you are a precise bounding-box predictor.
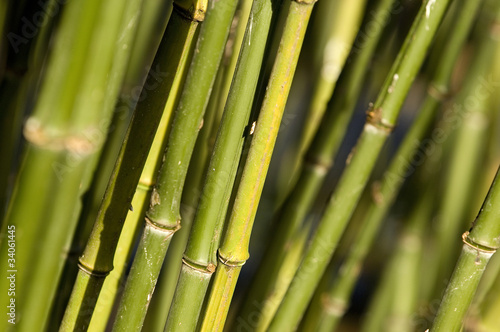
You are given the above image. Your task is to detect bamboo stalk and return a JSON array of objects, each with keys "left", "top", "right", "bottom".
[
  {"left": 16, "top": 0, "right": 144, "bottom": 329},
  {"left": 295, "top": 0, "right": 366, "bottom": 168},
  {"left": 0, "top": 0, "right": 111, "bottom": 329},
  {"left": 237, "top": 0, "right": 396, "bottom": 325},
  {"left": 199, "top": 2, "right": 316, "bottom": 330},
  {"left": 433, "top": 10, "right": 500, "bottom": 296},
  {"left": 386, "top": 189, "right": 433, "bottom": 332},
  {"left": 300, "top": 1, "right": 483, "bottom": 329},
  {"left": 110, "top": 0, "right": 239, "bottom": 330},
  {"left": 59, "top": 3, "right": 203, "bottom": 330},
  {"left": 163, "top": 0, "right": 278, "bottom": 330},
  {"left": 268, "top": 1, "right": 453, "bottom": 330},
  {"left": 430, "top": 166, "right": 500, "bottom": 331},
  {"left": 141, "top": 53, "right": 224, "bottom": 331}
]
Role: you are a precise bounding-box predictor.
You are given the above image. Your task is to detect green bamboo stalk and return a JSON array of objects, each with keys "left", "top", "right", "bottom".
[
  {"left": 237, "top": 0, "right": 396, "bottom": 325},
  {"left": 49, "top": 2, "right": 173, "bottom": 328},
  {"left": 268, "top": 1, "right": 453, "bottom": 330},
  {"left": 141, "top": 53, "right": 223, "bottom": 332},
  {"left": 163, "top": 0, "right": 279, "bottom": 330},
  {"left": 110, "top": 0, "right": 239, "bottom": 330},
  {"left": 360, "top": 250, "right": 398, "bottom": 332},
  {"left": 88, "top": 46, "right": 190, "bottom": 332},
  {"left": 430, "top": 166, "right": 500, "bottom": 332},
  {"left": 476, "top": 261, "right": 500, "bottom": 331},
  {"left": 60, "top": 3, "right": 204, "bottom": 330},
  {"left": 15, "top": 0, "right": 143, "bottom": 329},
  {"left": 199, "top": 2, "right": 316, "bottom": 330},
  {"left": 143, "top": 5, "right": 253, "bottom": 329},
  {"left": 385, "top": 190, "right": 433, "bottom": 332},
  {"left": 296, "top": 0, "right": 366, "bottom": 164},
  {"left": 300, "top": 1, "right": 483, "bottom": 329},
  {"left": 0, "top": 0, "right": 110, "bottom": 329},
  {"left": 0, "top": 0, "right": 59, "bottom": 227},
  {"left": 433, "top": 20, "right": 500, "bottom": 295}
]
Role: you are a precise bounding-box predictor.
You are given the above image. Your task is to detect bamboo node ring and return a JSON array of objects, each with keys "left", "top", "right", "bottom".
[
  {"left": 462, "top": 231, "right": 497, "bottom": 254},
  {"left": 217, "top": 249, "right": 246, "bottom": 267},
  {"left": 77, "top": 262, "right": 110, "bottom": 278}
]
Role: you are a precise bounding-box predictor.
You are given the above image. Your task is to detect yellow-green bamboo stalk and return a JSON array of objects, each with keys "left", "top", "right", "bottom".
[
  {"left": 199, "top": 2, "right": 316, "bottom": 330},
  {"left": 48, "top": 2, "right": 173, "bottom": 328},
  {"left": 141, "top": 52, "right": 223, "bottom": 332},
  {"left": 433, "top": 7, "right": 500, "bottom": 295},
  {"left": 110, "top": 0, "right": 239, "bottom": 330},
  {"left": 0, "top": 0, "right": 119, "bottom": 329},
  {"left": 268, "top": 1, "right": 453, "bottom": 330},
  {"left": 236, "top": 0, "right": 399, "bottom": 326},
  {"left": 296, "top": 0, "right": 366, "bottom": 163},
  {"left": 60, "top": 3, "right": 204, "bottom": 330},
  {"left": 430, "top": 166, "right": 500, "bottom": 331},
  {"left": 163, "top": 0, "right": 279, "bottom": 329},
  {"left": 302, "top": 0, "right": 484, "bottom": 329},
  {"left": 87, "top": 9, "right": 190, "bottom": 332}
]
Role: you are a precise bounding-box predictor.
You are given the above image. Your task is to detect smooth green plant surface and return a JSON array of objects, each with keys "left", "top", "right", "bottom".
[{"left": 1, "top": 0, "right": 500, "bottom": 331}]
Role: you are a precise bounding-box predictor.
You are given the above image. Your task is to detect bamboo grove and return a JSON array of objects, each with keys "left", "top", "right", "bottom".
[{"left": 0, "top": 0, "right": 500, "bottom": 331}]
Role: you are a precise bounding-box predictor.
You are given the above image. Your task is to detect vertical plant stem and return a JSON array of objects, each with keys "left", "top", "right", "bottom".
[
  {"left": 200, "top": 1, "right": 316, "bottom": 330},
  {"left": 141, "top": 55, "right": 222, "bottom": 332},
  {"left": 433, "top": 10, "right": 500, "bottom": 293},
  {"left": 296, "top": 0, "right": 366, "bottom": 163},
  {"left": 430, "top": 166, "right": 500, "bottom": 332},
  {"left": 237, "top": 0, "right": 395, "bottom": 325},
  {"left": 163, "top": 0, "right": 278, "bottom": 330},
  {"left": 301, "top": 0, "right": 483, "bottom": 329},
  {"left": 60, "top": 3, "right": 204, "bottom": 330},
  {"left": 110, "top": 0, "right": 239, "bottom": 330},
  {"left": 268, "top": 1, "right": 453, "bottom": 330}
]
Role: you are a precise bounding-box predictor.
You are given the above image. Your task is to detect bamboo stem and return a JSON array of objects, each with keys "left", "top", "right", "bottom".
[
  {"left": 59, "top": 4, "right": 203, "bottom": 330},
  {"left": 141, "top": 51, "right": 223, "bottom": 331},
  {"left": 110, "top": 0, "right": 239, "bottom": 330},
  {"left": 268, "top": 1, "right": 453, "bottom": 330},
  {"left": 430, "top": 166, "right": 500, "bottom": 331},
  {"left": 199, "top": 1, "right": 316, "bottom": 330},
  {"left": 302, "top": 1, "right": 483, "bottom": 329},
  {"left": 237, "top": 1, "right": 396, "bottom": 325},
  {"left": 163, "top": 0, "right": 278, "bottom": 329},
  {"left": 433, "top": 5, "right": 500, "bottom": 294},
  {"left": 294, "top": 0, "right": 367, "bottom": 170}
]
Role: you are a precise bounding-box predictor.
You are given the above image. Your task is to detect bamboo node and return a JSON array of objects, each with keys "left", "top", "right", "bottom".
[
  {"left": 173, "top": 1, "right": 206, "bottom": 22},
  {"left": 304, "top": 154, "right": 331, "bottom": 175},
  {"left": 294, "top": 0, "right": 318, "bottom": 4},
  {"left": 462, "top": 231, "right": 497, "bottom": 254},
  {"left": 371, "top": 181, "right": 384, "bottom": 205},
  {"left": 24, "top": 118, "right": 101, "bottom": 155},
  {"left": 427, "top": 83, "right": 450, "bottom": 102},
  {"left": 217, "top": 249, "right": 246, "bottom": 267},
  {"left": 321, "top": 294, "right": 346, "bottom": 316},
  {"left": 77, "top": 262, "right": 110, "bottom": 278},
  {"left": 365, "top": 107, "right": 394, "bottom": 134},
  {"left": 145, "top": 216, "right": 181, "bottom": 236},
  {"left": 181, "top": 255, "right": 216, "bottom": 274}
]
